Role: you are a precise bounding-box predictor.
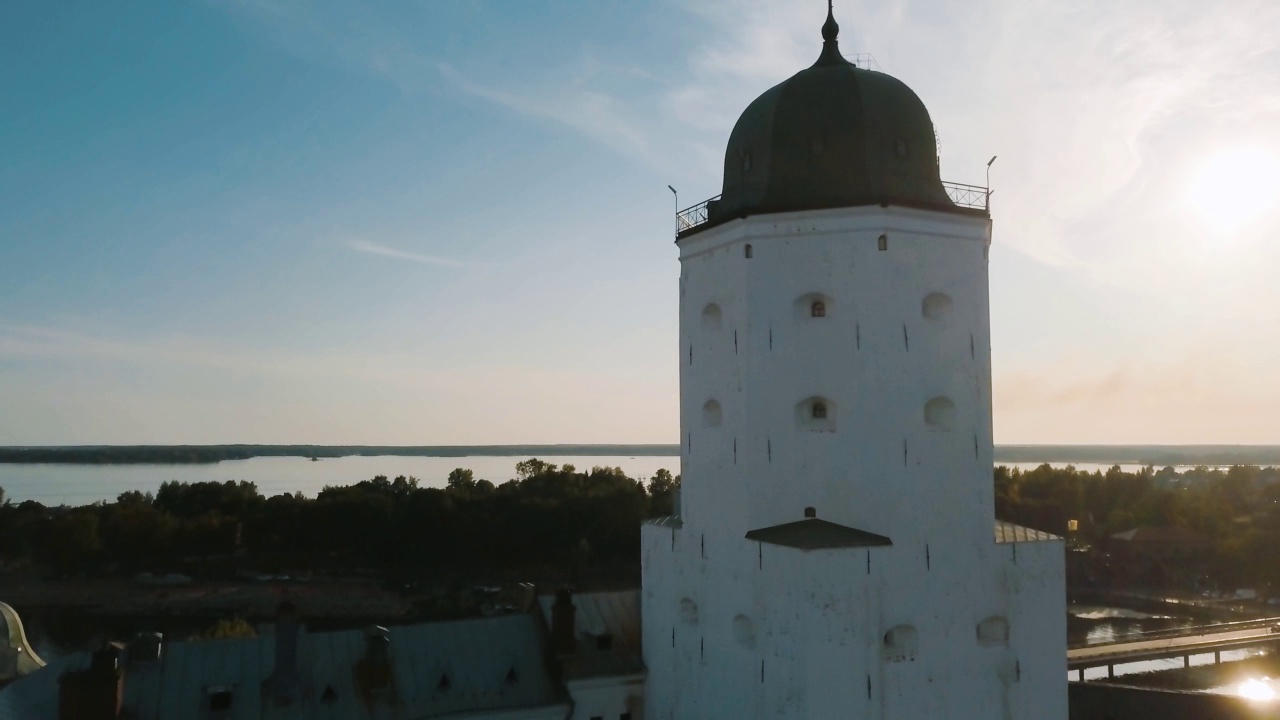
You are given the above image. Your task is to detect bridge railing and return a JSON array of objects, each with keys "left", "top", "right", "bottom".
[{"left": 1068, "top": 615, "right": 1280, "bottom": 650}]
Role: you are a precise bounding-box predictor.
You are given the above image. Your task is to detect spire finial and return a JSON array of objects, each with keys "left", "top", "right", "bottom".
[
  {"left": 814, "top": 1, "right": 845, "bottom": 66},
  {"left": 822, "top": 0, "right": 839, "bottom": 43}
]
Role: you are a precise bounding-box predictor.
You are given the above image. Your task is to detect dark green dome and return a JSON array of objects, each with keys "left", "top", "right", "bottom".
[{"left": 707, "top": 7, "right": 956, "bottom": 225}]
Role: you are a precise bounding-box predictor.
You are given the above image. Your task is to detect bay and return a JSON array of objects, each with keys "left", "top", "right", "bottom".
[
  {"left": 0, "top": 459, "right": 1218, "bottom": 506},
  {"left": 0, "top": 455, "right": 683, "bottom": 506}
]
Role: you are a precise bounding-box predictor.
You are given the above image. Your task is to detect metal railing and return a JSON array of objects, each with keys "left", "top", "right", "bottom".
[
  {"left": 943, "top": 181, "right": 989, "bottom": 211},
  {"left": 676, "top": 195, "right": 720, "bottom": 235},
  {"left": 675, "top": 182, "right": 990, "bottom": 236}
]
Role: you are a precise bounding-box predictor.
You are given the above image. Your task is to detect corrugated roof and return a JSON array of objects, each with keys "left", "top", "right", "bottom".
[
  {"left": 0, "top": 602, "right": 45, "bottom": 682},
  {"left": 745, "top": 518, "right": 893, "bottom": 550},
  {"left": 537, "top": 591, "right": 644, "bottom": 681},
  {"left": 645, "top": 515, "right": 683, "bottom": 528},
  {"left": 994, "top": 520, "right": 1058, "bottom": 543},
  {"left": 0, "top": 614, "right": 565, "bottom": 720}
]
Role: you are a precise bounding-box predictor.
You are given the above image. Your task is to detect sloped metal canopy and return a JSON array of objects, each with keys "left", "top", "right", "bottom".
[{"left": 745, "top": 518, "right": 892, "bottom": 550}]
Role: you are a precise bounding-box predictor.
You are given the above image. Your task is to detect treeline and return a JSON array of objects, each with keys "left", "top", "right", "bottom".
[
  {"left": 997, "top": 464, "right": 1280, "bottom": 588},
  {"left": 0, "top": 445, "right": 682, "bottom": 465},
  {"left": 0, "top": 459, "right": 679, "bottom": 580}
]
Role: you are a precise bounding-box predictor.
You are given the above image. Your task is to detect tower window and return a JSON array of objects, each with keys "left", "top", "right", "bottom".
[
  {"left": 702, "top": 399, "right": 722, "bottom": 428},
  {"left": 744, "top": 244, "right": 753, "bottom": 259},
  {"left": 810, "top": 300, "right": 826, "bottom": 318},
  {"left": 883, "top": 625, "right": 919, "bottom": 662},
  {"left": 925, "top": 396, "right": 957, "bottom": 431},
  {"left": 878, "top": 234, "right": 888, "bottom": 251},
  {"left": 796, "top": 397, "right": 836, "bottom": 432},
  {"left": 922, "top": 292, "right": 953, "bottom": 320}
]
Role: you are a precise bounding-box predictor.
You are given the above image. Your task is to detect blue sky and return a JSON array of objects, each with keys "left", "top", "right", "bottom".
[{"left": 2, "top": 0, "right": 1279, "bottom": 445}]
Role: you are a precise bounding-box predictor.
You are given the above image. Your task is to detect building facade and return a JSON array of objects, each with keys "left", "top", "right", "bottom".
[{"left": 641, "top": 6, "right": 1066, "bottom": 719}]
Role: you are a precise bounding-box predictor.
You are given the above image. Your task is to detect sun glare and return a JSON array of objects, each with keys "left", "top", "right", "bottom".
[
  {"left": 1187, "top": 146, "right": 1280, "bottom": 233},
  {"left": 1238, "top": 678, "right": 1277, "bottom": 702}
]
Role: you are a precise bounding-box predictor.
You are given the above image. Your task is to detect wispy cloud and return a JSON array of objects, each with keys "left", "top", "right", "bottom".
[
  {"left": 438, "top": 63, "right": 653, "bottom": 161},
  {"left": 346, "top": 240, "right": 466, "bottom": 268}
]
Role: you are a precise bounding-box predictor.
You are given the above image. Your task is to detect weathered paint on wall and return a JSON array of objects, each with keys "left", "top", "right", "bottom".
[{"left": 642, "top": 205, "right": 1067, "bottom": 719}]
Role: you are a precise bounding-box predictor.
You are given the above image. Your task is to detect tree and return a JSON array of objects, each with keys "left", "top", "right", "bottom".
[
  {"left": 515, "top": 458, "right": 556, "bottom": 480},
  {"left": 447, "top": 468, "right": 476, "bottom": 491}
]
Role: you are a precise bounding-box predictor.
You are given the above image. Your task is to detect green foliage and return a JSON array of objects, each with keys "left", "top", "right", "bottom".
[
  {"left": 0, "top": 460, "right": 679, "bottom": 581},
  {"left": 997, "top": 463, "right": 1280, "bottom": 589},
  {"left": 189, "top": 617, "right": 257, "bottom": 641}
]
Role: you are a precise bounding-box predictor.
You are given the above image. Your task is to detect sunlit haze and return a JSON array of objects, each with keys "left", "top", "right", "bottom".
[{"left": 2, "top": 0, "right": 1279, "bottom": 445}]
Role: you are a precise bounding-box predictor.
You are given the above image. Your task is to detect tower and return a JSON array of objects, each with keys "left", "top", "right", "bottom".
[{"left": 641, "top": 6, "right": 1066, "bottom": 719}]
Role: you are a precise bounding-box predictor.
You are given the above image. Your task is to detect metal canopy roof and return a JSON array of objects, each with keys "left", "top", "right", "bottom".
[{"left": 745, "top": 518, "right": 893, "bottom": 551}]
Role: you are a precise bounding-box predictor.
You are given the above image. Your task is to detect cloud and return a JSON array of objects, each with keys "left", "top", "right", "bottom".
[
  {"left": 438, "top": 63, "right": 652, "bottom": 160},
  {"left": 346, "top": 240, "right": 466, "bottom": 268}
]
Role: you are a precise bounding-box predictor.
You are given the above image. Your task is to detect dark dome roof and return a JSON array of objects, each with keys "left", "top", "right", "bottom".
[{"left": 708, "top": 8, "right": 956, "bottom": 225}]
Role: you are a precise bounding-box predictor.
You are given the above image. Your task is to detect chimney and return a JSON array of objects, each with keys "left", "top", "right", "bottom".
[
  {"left": 59, "top": 642, "right": 124, "bottom": 720},
  {"left": 126, "top": 633, "right": 163, "bottom": 667},
  {"left": 267, "top": 602, "right": 301, "bottom": 704},
  {"left": 550, "top": 588, "right": 576, "bottom": 659},
  {"left": 804, "top": 506, "right": 816, "bottom": 518},
  {"left": 355, "top": 626, "right": 394, "bottom": 706}
]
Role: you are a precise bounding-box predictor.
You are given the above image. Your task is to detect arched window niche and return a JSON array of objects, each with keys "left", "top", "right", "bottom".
[
  {"left": 922, "top": 292, "right": 953, "bottom": 321},
  {"left": 701, "top": 303, "right": 722, "bottom": 331},
  {"left": 680, "top": 598, "right": 699, "bottom": 626},
  {"left": 744, "top": 244, "right": 753, "bottom": 259},
  {"left": 883, "top": 624, "right": 918, "bottom": 663},
  {"left": 977, "top": 616, "right": 1009, "bottom": 647},
  {"left": 793, "top": 293, "right": 833, "bottom": 323},
  {"left": 702, "top": 399, "right": 722, "bottom": 428},
  {"left": 924, "top": 396, "right": 956, "bottom": 431},
  {"left": 796, "top": 396, "right": 837, "bottom": 433}
]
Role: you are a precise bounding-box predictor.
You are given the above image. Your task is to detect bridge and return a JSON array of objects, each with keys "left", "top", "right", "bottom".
[{"left": 1068, "top": 617, "right": 1280, "bottom": 681}]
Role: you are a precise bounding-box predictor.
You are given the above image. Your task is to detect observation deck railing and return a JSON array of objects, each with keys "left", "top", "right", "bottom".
[{"left": 676, "top": 181, "right": 990, "bottom": 237}]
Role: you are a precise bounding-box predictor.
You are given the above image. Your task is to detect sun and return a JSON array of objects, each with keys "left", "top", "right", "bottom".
[{"left": 1186, "top": 146, "right": 1280, "bottom": 233}]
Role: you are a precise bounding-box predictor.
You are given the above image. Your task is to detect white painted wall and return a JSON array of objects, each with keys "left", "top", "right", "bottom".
[
  {"left": 567, "top": 675, "right": 645, "bottom": 720},
  {"left": 642, "top": 205, "right": 1067, "bottom": 720}
]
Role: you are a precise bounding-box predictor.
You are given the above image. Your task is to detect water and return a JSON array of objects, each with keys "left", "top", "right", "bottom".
[
  {"left": 0, "top": 458, "right": 1217, "bottom": 507},
  {"left": 0, "top": 455, "right": 683, "bottom": 506}
]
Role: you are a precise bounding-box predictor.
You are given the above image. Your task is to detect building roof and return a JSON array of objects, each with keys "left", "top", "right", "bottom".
[
  {"left": 994, "top": 520, "right": 1059, "bottom": 543},
  {"left": 0, "top": 614, "right": 564, "bottom": 720},
  {"left": 699, "top": 5, "right": 966, "bottom": 235},
  {"left": 0, "top": 602, "right": 45, "bottom": 684},
  {"left": 745, "top": 518, "right": 893, "bottom": 550},
  {"left": 537, "top": 590, "right": 643, "bottom": 681}
]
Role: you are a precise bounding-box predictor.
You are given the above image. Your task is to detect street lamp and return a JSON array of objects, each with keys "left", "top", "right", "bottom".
[
  {"left": 985, "top": 156, "right": 997, "bottom": 211},
  {"left": 668, "top": 185, "right": 678, "bottom": 238}
]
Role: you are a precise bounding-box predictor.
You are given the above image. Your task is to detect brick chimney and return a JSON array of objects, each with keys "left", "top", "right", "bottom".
[
  {"left": 58, "top": 642, "right": 124, "bottom": 720},
  {"left": 550, "top": 588, "right": 576, "bottom": 659}
]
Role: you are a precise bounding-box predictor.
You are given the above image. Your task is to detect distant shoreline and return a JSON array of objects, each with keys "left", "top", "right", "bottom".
[{"left": 2, "top": 444, "right": 1280, "bottom": 466}]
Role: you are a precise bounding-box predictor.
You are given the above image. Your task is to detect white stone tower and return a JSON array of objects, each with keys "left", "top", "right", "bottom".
[{"left": 641, "top": 6, "right": 1066, "bottom": 719}]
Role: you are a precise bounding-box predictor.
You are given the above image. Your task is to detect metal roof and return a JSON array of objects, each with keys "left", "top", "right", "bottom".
[
  {"left": 0, "top": 614, "right": 565, "bottom": 720},
  {"left": 994, "top": 520, "right": 1059, "bottom": 543},
  {"left": 537, "top": 591, "right": 643, "bottom": 681},
  {"left": 0, "top": 602, "right": 45, "bottom": 683},
  {"left": 745, "top": 518, "right": 893, "bottom": 550}
]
